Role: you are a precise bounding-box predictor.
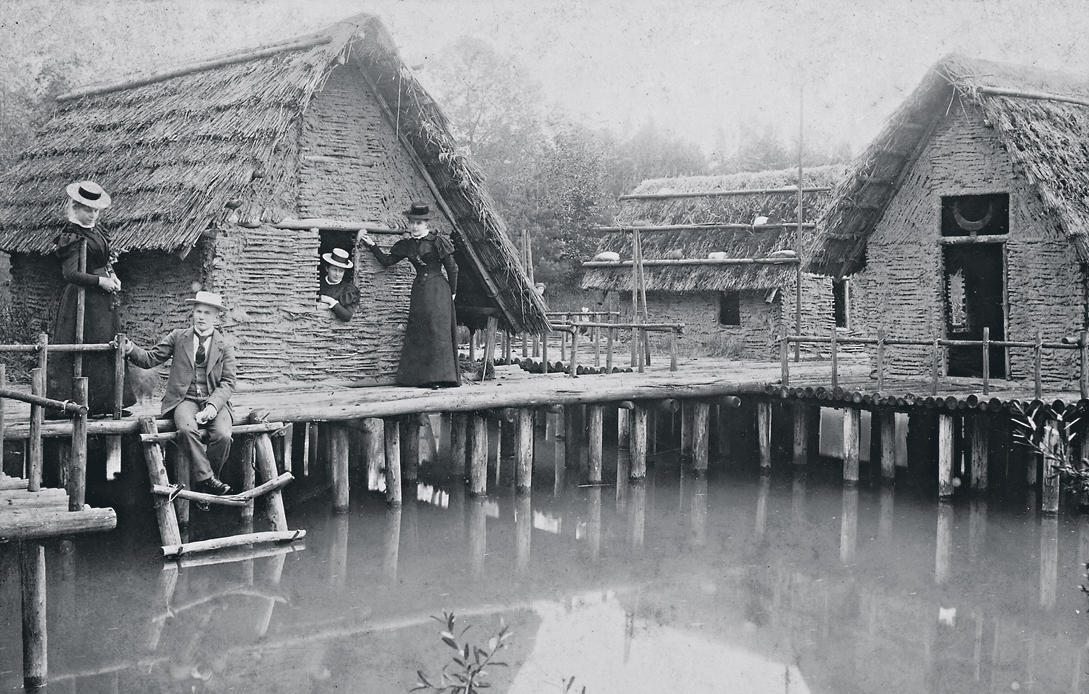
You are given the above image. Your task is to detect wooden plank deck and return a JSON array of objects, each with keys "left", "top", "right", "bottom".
[{"left": 0, "top": 475, "right": 117, "bottom": 542}]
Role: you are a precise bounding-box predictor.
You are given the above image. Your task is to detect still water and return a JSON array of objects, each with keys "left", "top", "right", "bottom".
[{"left": 2, "top": 420, "right": 1088, "bottom": 693}]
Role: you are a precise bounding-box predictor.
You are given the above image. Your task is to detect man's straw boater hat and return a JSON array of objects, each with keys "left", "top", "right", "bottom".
[
  {"left": 65, "top": 180, "right": 111, "bottom": 210},
  {"left": 321, "top": 247, "right": 353, "bottom": 269},
  {"left": 403, "top": 202, "right": 431, "bottom": 220},
  {"left": 186, "top": 291, "right": 227, "bottom": 311}
]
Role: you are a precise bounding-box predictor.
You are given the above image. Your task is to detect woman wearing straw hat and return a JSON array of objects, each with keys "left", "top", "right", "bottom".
[
  {"left": 318, "top": 247, "right": 360, "bottom": 322},
  {"left": 359, "top": 203, "right": 460, "bottom": 388},
  {"left": 47, "top": 180, "right": 134, "bottom": 416}
]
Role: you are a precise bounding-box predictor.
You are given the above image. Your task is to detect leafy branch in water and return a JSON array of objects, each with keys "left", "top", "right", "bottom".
[
  {"left": 1009, "top": 401, "right": 1089, "bottom": 498},
  {"left": 412, "top": 611, "right": 511, "bottom": 693}
]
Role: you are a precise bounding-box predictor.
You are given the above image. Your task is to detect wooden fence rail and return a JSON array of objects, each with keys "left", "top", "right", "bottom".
[{"left": 782, "top": 328, "right": 1089, "bottom": 399}]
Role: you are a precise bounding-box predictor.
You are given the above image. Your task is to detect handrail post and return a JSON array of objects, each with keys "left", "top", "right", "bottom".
[
  {"left": 593, "top": 324, "right": 600, "bottom": 368},
  {"left": 27, "top": 368, "right": 44, "bottom": 492},
  {"left": 637, "top": 328, "right": 645, "bottom": 373},
  {"left": 36, "top": 333, "right": 48, "bottom": 387},
  {"left": 830, "top": 326, "right": 839, "bottom": 388},
  {"left": 569, "top": 329, "right": 579, "bottom": 377},
  {"left": 560, "top": 316, "right": 568, "bottom": 362},
  {"left": 113, "top": 333, "right": 126, "bottom": 418},
  {"left": 1080, "top": 330, "right": 1088, "bottom": 399},
  {"left": 0, "top": 364, "right": 6, "bottom": 473},
  {"left": 74, "top": 239, "right": 87, "bottom": 378},
  {"left": 69, "top": 377, "right": 88, "bottom": 511},
  {"left": 876, "top": 328, "right": 886, "bottom": 391},
  {"left": 669, "top": 328, "right": 678, "bottom": 372},
  {"left": 981, "top": 326, "right": 990, "bottom": 395},
  {"left": 606, "top": 327, "right": 615, "bottom": 373},
  {"left": 1034, "top": 329, "right": 1043, "bottom": 399},
  {"left": 541, "top": 329, "right": 549, "bottom": 374},
  {"left": 781, "top": 336, "right": 790, "bottom": 385}
]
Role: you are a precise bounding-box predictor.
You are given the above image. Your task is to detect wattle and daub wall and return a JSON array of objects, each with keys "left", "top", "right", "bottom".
[{"left": 851, "top": 103, "right": 1085, "bottom": 384}]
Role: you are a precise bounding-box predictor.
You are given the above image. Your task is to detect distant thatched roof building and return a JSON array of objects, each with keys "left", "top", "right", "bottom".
[
  {"left": 582, "top": 165, "right": 845, "bottom": 293},
  {"left": 808, "top": 53, "right": 1089, "bottom": 277},
  {"left": 0, "top": 13, "right": 546, "bottom": 385},
  {"left": 581, "top": 166, "right": 848, "bottom": 360}
]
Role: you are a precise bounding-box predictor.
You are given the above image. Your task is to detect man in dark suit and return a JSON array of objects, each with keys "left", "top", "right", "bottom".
[{"left": 123, "top": 291, "right": 236, "bottom": 495}]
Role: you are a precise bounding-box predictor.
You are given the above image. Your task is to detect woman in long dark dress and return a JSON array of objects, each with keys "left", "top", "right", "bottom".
[
  {"left": 359, "top": 203, "right": 460, "bottom": 387},
  {"left": 48, "top": 181, "right": 134, "bottom": 416}
]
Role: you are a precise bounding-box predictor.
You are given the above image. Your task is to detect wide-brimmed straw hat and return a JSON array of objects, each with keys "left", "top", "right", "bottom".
[
  {"left": 65, "top": 180, "right": 111, "bottom": 210},
  {"left": 186, "top": 291, "right": 226, "bottom": 311},
  {"left": 321, "top": 247, "right": 353, "bottom": 269},
  {"left": 403, "top": 203, "right": 431, "bottom": 220}
]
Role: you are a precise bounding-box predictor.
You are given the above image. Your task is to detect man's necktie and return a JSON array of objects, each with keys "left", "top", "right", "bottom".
[{"left": 195, "top": 335, "right": 209, "bottom": 365}]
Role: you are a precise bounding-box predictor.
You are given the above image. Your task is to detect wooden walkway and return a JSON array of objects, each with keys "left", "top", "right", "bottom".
[{"left": 0, "top": 474, "right": 116, "bottom": 542}]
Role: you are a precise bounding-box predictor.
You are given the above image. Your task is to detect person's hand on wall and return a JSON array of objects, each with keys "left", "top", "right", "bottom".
[{"left": 357, "top": 232, "right": 376, "bottom": 248}]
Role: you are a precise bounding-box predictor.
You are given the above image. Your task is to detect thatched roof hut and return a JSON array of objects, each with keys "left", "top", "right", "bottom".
[
  {"left": 804, "top": 54, "right": 1089, "bottom": 383},
  {"left": 808, "top": 53, "right": 1089, "bottom": 277},
  {"left": 582, "top": 165, "right": 844, "bottom": 293},
  {"left": 581, "top": 166, "right": 847, "bottom": 359},
  {"left": 0, "top": 13, "right": 547, "bottom": 385}
]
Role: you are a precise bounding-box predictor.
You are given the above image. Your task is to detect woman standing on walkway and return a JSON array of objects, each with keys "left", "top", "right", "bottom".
[
  {"left": 48, "top": 180, "right": 133, "bottom": 415},
  {"left": 359, "top": 203, "right": 460, "bottom": 388}
]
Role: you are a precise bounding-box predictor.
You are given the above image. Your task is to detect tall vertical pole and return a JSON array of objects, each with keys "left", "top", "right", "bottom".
[
  {"left": 795, "top": 85, "right": 804, "bottom": 362},
  {"left": 630, "top": 229, "right": 639, "bottom": 367},
  {"left": 634, "top": 227, "right": 651, "bottom": 366}
]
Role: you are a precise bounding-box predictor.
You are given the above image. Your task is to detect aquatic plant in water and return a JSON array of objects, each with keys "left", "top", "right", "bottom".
[
  {"left": 412, "top": 611, "right": 511, "bottom": 693},
  {"left": 1009, "top": 400, "right": 1089, "bottom": 499}
]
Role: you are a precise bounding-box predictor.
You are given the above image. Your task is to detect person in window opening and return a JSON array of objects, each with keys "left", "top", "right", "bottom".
[
  {"left": 122, "top": 291, "right": 236, "bottom": 496},
  {"left": 47, "top": 180, "right": 136, "bottom": 417},
  {"left": 318, "top": 247, "right": 359, "bottom": 321},
  {"left": 358, "top": 203, "right": 460, "bottom": 388}
]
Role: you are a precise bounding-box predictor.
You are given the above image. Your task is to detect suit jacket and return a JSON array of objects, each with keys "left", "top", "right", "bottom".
[{"left": 127, "top": 327, "right": 237, "bottom": 416}]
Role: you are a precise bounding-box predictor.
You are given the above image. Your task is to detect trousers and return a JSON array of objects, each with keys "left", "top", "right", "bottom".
[{"left": 172, "top": 399, "right": 233, "bottom": 482}]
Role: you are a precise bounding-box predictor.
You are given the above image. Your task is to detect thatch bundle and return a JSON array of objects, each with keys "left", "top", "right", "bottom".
[
  {"left": 808, "top": 54, "right": 1089, "bottom": 277},
  {"left": 582, "top": 165, "right": 844, "bottom": 292},
  {"left": 0, "top": 13, "right": 547, "bottom": 332}
]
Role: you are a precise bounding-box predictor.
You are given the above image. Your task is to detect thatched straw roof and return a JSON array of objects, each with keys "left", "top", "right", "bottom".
[
  {"left": 0, "top": 13, "right": 547, "bottom": 332},
  {"left": 807, "top": 54, "right": 1089, "bottom": 277},
  {"left": 581, "top": 165, "right": 844, "bottom": 292}
]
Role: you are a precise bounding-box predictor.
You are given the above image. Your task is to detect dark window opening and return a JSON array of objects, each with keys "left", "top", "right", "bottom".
[
  {"left": 832, "top": 279, "right": 849, "bottom": 329},
  {"left": 318, "top": 230, "right": 356, "bottom": 288},
  {"left": 940, "top": 193, "right": 1009, "bottom": 237},
  {"left": 719, "top": 291, "right": 740, "bottom": 326}
]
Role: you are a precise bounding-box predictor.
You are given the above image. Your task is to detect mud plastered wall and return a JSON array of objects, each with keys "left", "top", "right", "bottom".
[{"left": 850, "top": 104, "right": 1082, "bottom": 384}]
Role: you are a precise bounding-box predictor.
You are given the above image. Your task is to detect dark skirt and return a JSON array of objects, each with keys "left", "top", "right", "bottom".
[
  {"left": 47, "top": 279, "right": 135, "bottom": 416},
  {"left": 396, "top": 273, "right": 459, "bottom": 387}
]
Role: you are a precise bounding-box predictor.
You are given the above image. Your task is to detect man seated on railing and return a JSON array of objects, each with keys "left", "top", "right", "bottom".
[{"left": 121, "top": 291, "right": 235, "bottom": 496}]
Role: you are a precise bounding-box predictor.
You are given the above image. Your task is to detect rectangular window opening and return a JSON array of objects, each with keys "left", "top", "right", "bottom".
[
  {"left": 318, "top": 230, "right": 357, "bottom": 288},
  {"left": 832, "top": 279, "right": 849, "bottom": 329},
  {"left": 719, "top": 291, "right": 740, "bottom": 326}
]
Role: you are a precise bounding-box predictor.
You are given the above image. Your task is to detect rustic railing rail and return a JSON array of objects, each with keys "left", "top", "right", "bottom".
[
  {"left": 541, "top": 320, "right": 684, "bottom": 374},
  {"left": 781, "top": 328, "right": 1089, "bottom": 398},
  {"left": 0, "top": 332, "right": 126, "bottom": 506}
]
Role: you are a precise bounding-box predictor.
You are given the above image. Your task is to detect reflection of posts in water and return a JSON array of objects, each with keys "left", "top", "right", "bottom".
[
  {"left": 145, "top": 564, "right": 180, "bottom": 652},
  {"left": 20, "top": 540, "right": 47, "bottom": 689},
  {"left": 628, "top": 482, "right": 646, "bottom": 550},
  {"left": 553, "top": 441, "right": 566, "bottom": 497},
  {"left": 839, "top": 486, "right": 858, "bottom": 564},
  {"left": 615, "top": 448, "right": 630, "bottom": 509},
  {"left": 935, "top": 501, "right": 953, "bottom": 585},
  {"left": 688, "top": 476, "right": 708, "bottom": 547},
  {"left": 362, "top": 418, "right": 384, "bottom": 491},
  {"left": 587, "top": 486, "right": 602, "bottom": 561},
  {"left": 968, "top": 498, "right": 987, "bottom": 560},
  {"left": 382, "top": 506, "right": 402, "bottom": 584},
  {"left": 791, "top": 471, "right": 807, "bottom": 527},
  {"left": 328, "top": 514, "right": 349, "bottom": 589},
  {"left": 468, "top": 497, "right": 487, "bottom": 577},
  {"left": 515, "top": 494, "right": 531, "bottom": 574},
  {"left": 877, "top": 486, "right": 894, "bottom": 541},
  {"left": 1039, "top": 516, "right": 1058, "bottom": 609},
  {"left": 57, "top": 539, "right": 76, "bottom": 637},
  {"left": 754, "top": 474, "right": 770, "bottom": 539},
  {"left": 402, "top": 494, "right": 420, "bottom": 554},
  {"left": 563, "top": 406, "right": 581, "bottom": 472}
]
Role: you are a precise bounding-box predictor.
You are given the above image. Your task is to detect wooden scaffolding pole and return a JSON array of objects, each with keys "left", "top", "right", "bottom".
[{"left": 795, "top": 85, "right": 804, "bottom": 362}]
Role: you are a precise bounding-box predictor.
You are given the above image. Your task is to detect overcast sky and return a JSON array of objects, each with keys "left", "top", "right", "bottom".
[{"left": 7, "top": 0, "right": 1089, "bottom": 157}]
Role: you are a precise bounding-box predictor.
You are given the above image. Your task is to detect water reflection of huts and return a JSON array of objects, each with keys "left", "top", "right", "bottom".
[
  {"left": 0, "top": 13, "right": 546, "bottom": 387},
  {"left": 582, "top": 166, "right": 847, "bottom": 360}
]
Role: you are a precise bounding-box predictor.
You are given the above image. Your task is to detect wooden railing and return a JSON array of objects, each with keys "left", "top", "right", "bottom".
[
  {"left": 781, "top": 327, "right": 1089, "bottom": 398},
  {"left": 0, "top": 332, "right": 126, "bottom": 508}
]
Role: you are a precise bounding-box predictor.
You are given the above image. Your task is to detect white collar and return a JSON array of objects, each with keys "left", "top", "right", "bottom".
[{"left": 194, "top": 328, "right": 215, "bottom": 338}]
